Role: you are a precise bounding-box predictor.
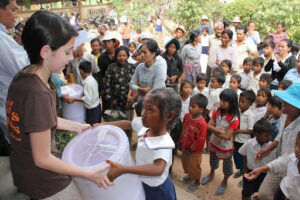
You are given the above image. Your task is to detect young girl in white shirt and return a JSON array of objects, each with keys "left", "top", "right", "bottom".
[
  {"left": 106, "top": 87, "right": 181, "bottom": 200},
  {"left": 179, "top": 80, "right": 193, "bottom": 121}
]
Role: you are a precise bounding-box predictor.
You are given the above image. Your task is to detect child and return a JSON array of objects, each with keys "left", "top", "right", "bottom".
[
  {"left": 179, "top": 80, "right": 193, "bottom": 121},
  {"left": 69, "top": 61, "right": 101, "bottom": 125},
  {"left": 259, "top": 73, "right": 272, "bottom": 89},
  {"left": 107, "top": 88, "right": 181, "bottom": 200},
  {"left": 262, "top": 41, "right": 275, "bottom": 70},
  {"left": 201, "top": 27, "right": 210, "bottom": 55},
  {"left": 252, "top": 87, "right": 272, "bottom": 122},
  {"left": 239, "top": 119, "right": 276, "bottom": 200},
  {"left": 233, "top": 90, "right": 256, "bottom": 183},
  {"left": 229, "top": 74, "right": 243, "bottom": 97},
  {"left": 192, "top": 73, "right": 209, "bottom": 98},
  {"left": 278, "top": 80, "right": 292, "bottom": 90},
  {"left": 276, "top": 131, "right": 300, "bottom": 200},
  {"left": 206, "top": 74, "right": 225, "bottom": 118},
  {"left": 180, "top": 94, "right": 208, "bottom": 192},
  {"left": 238, "top": 57, "right": 253, "bottom": 90},
  {"left": 202, "top": 89, "right": 240, "bottom": 196},
  {"left": 220, "top": 59, "right": 232, "bottom": 89},
  {"left": 264, "top": 96, "right": 282, "bottom": 140},
  {"left": 248, "top": 57, "right": 264, "bottom": 94},
  {"left": 128, "top": 41, "right": 137, "bottom": 64}
]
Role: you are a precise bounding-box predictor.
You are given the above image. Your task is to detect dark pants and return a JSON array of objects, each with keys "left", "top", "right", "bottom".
[
  {"left": 0, "top": 126, "right": 10, "bottom": 156},
  {"left": 273, "top": 187, "right": 286, "bottom": 200},
  {"left": 86, "top": 104, "right": 101, "bottom": 125},
  {"left": 242, "top": 170, "right": 266, "bottom": 197},
  {"left": 270, "top": 84, "right": 278, "bottom": 90},
  {"left": 142, "top": 177, "right": 177, "bottom": 200},
  {"left": 205, "top": 65, "right": 212, "bottom": 87},
  {"left": 233, "top": 141, "right": 244, "bottom": 171},
  {"left": 135, "top": 99, "right": 143, "bottom": 117}
]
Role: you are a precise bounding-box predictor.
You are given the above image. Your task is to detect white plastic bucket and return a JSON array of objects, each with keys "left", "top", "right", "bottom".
[
  {"left": 61, "top": 84, "right": 86, "bottom": 123},
  {"left": 62, "top": 125, "right": 145, "bottom": 200}
]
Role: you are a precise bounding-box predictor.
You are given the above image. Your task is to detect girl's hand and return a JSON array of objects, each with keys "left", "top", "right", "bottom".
[
  {"left": 106, "top": 160, "right": 125, "bottom": 181},
  {"left": 87, "top": 164, "right": 113, "bottom": 188},
  {"left": 254, "top": 148, "right": 269, "bottom": 162},
  {"left": 244, "top": 167, "right": 264, "bottom": 181},
  {"left": 73, "top": 123, "right": 91, "bottom": 134}
]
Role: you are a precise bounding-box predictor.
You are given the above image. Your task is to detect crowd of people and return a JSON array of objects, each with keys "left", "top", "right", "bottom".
[{"left": 1, "top": 0, "right": 300, "bottom": 199}]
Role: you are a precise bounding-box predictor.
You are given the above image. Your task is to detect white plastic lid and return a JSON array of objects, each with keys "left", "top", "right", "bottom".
[
  {"left": 61, "top": 84, "right": 83, "bottom": 98},
  {"left": 62, "top": 125, "right": 128, "bottom": 169}
]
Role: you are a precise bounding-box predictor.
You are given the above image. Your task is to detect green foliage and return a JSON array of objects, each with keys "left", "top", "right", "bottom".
[
  {"left": 55, "top": 130, "right": 75, "bottom": 155},
  {"left": 168, "top": 0, "right": 223, "bottom": 33},
  {"left": 221, "top": 0, "right": 300, "bottom": 42}
]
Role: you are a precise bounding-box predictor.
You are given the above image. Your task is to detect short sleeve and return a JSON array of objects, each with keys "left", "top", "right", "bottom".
[
  {"left": 23, "top": 92, "right": 56, "bottom": 133},
  {"left": 247, "top": 112, "right": 256, "bottom": 130},
  {"left": 228, "top": 117, "right": 239, "bottom": 130},
  {"left": 238, "top": 142, "right": 248, "bottom": 156},
  {"left": 211, "top": 109, "right": 217, "bottom": 121},
  {"left": 248, "top": 40, "right": 257, "bottom": 54},
  {"left": 153, "top": 149, "right": 171, "bottom": 163}
]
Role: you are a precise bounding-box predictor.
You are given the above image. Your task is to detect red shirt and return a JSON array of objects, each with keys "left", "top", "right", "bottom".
[{"left": 180, "top": 113, "right": 207, "bottom": 154}]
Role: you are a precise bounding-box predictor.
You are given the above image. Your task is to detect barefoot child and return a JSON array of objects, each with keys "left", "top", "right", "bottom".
[
  {"left": 180, "top": 94, "right": 208, "bottom": 192},
  {"left": 106, "top": 88, "right": 181, "bottom": 199},
  {"left": 201, "top": 89, "right": 240, "bottom": 196}
]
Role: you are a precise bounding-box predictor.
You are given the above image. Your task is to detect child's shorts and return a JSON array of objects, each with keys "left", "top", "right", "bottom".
[
  {"left": 142, "top": 177, "right": 176, "bottom": 200},
  {"left": 242, "top": 170, "right": 267, "bottom": 197}
]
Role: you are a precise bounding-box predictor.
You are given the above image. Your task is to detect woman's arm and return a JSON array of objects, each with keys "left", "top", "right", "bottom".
[
  {"left": 30, "top": 129, "right": 112, "bottom": 188},
  {"left": 106, "top": 159, "right": 166, "bottom": 181},
  {"left": 57, "top": 117, "right": 90, "bottom": 133}
]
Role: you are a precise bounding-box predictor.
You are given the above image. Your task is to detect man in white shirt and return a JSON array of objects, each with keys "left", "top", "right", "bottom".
[
  {"left": 232, "top": 25, "right": 258, "bottom": 71},
  {"left": 0, "top": 0, "right": 29, "bottom": 153}
]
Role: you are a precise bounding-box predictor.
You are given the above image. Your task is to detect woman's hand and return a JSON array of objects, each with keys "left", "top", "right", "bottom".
[
  {"left": 106, "top": 160, "right": 125, "bottom": 181},
  {"left": 138, "top": 87, "right": 152, "bottom": 96},
  {"left": 170, "top": 75, "right": 177, "bottom": 83},
  {"left": 72, "top": 123, "right": 91, "bottom": 134},
  {"left": 87, "top": 164, "right": 113, "bottom": 188}
]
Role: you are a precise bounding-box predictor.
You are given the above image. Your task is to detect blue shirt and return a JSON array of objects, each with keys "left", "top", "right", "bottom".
[
  {"left": 268, "top": 115, "right": 280, "bottom": 141},
  {"left": 284, "top": 68, "right": 300, "bottom": 83},
  {"left": 197, "top": 24, "right": 212, "bottom": 34},
  {"left": 0, "top": 23, "right": 29, "bottom": 141}
]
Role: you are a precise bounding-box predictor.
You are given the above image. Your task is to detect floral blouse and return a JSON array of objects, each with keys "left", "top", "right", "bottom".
[{"left": 104, "top": 62, "right": 136, "bottom": 110}]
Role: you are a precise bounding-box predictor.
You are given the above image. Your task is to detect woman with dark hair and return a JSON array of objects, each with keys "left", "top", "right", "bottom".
[
  {"left": 130, "top": 39, "right": 166, "bottom": 116},
  {"left": 265, "top": 39, "right": 296, "bottom": 89},
  {"left": 90, "top": 37, "right": 102, "bottom": 62},
  {"left": 272, "top": 22, "right": 289, "bottom": 52},
  {"left": 75, "top": 13, "right": 83, "bottom": 31},
  {"left": 161, "top": 38, "right": 183, "bottom": 92},
  {"left": 209, "top": 29, "right": 237, "bottom": 71},
  {"left": 104, "top": 46, "right": 136, "bottom": 116},
  {"left": 6, "top": 11, "right": 112, "bottom": 199},
  {"left": 181, "top": 30, "right": 202, "bottom": 83}
]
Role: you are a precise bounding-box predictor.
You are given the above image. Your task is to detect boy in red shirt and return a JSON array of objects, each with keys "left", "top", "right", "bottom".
[{"left": 180, "top": 93, "right": 208, "bottom": 192}]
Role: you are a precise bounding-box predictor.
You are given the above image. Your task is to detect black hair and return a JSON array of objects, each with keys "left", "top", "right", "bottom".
[
  {"left": 240, "top": 90, "right": 256, "bottom": 104},
  {"left": 264, "top": 35, "right": 274, "bottom": 42},
  {"left": 243, "top": 57, "right": 253, "bottom": 65},
  {"left": 0, "top": 0, "right": 10, "bottom": 8},
  {"left": 211, "top": 73, "right": 225, "bottom": 85},
  {"left": 277, "top": 22, "right": 285, "bottom": 28},
  {"left": 202, "top": 27, "right": 209, "bottom": 33},
  {"left": 236, "top": 25, "right": 247, "bottom": 34},
  {"left": 220, "top": 59, "right": 232, "bottom": 70},
  {"left": 219, "top": 89, "right": 239, "bottom": 115},
  {"left": 185, "top": 30, "right": 201, "bottom": 45},
  {"left": 278, "top": 80, "right": 292, "bottom": 90},
  {"left": 22, "top": 10, "right": 78, "bottom": 65},
  {"left": 129, "top": 41, "right": 137, "bottom": 48},
  {"left": 260, "top": 73, "right": 272, "bottom": 85},
  {"left": 221, "top": 29, "right": 233, "bottom": 39},
  {"left": 196, "top": 73, "right": 207, "bottom": 83},
  {"left": 263, "top": 41, "right": 276, "bottom": 50},
  {"left": 146, "top": 87, "right": 182, "bottom": 130},
  {"left": 90, "top": 37, "right": 100, "bottom": 46},
  {"left": 247, "top": 20, "right": 255, "bottom": 26},
  {"left": 114, "top": 45, "right": 130, "bottom": 60},
  {"left": 143, "top": 39, "right": 160, "bottom": 56},
  {"left": 76, "top": 13, "right": 80, "bottom": 18},
  {"left": 253, "top": 119, "right": 273, "bottom": 135},
  {"left": 253, "top": 57, "right": 265, "bottom": 67},
  {"left": 257, "top": 87, "right": 272, "bottom": 102},
  {"left": 212, "top": 67, "right": 225, "bottom": 76},
  {"left": 79, "top": 60, "right": 92, "bottom": 73},
  {"left": 269, "top": 96, "right": 282, "bottom": 110},
  {"left": 223, "top": 19, "right": 231, "bottom": 28},
  {"left": 230, "top": 74, "right": 241, "bottom": 83},
  {"left": 281, "top": 39, "right": 293, "bottom": 48},
  {"left": 190, "top": 94, "right": 208, "bottom": 109},
  {"left": 291, "top": 43, "right": 300, "bottom": 56},
  {"left": 179, "top": 79, "right": 194, "bottom": 94}
]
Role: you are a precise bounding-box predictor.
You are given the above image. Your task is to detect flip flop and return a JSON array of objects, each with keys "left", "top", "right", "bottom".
[
  {"left": 215, "top": 186, "right": 226, "bottom": 196},
  {"left": 238, "top": 180, "right": 243, "bottom": 188},
  {"left": 186, "top": 183, "right": 200, "bottom": 192},
  {"left": 182, "top": 175, "right": 192, "bottom": 183},
  {"left": 201, "top": 176, "right": 212, "bottom": 185}
]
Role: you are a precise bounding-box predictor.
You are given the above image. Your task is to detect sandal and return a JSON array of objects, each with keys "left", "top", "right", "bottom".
[
  {"left": 201, "top": 176, "right": 212, "bottom": 185},
  {"left": 186, "top": 183, "right": 200, "bottom": 192},
  {"left": 215, "top": 186, "right": 226, "bottom": 196},
  {"left": 238, "top": 180, "right": 243, "bottom": 188},
  {"left": 182, "top": 175, "right": 192, "bottom": 183}
]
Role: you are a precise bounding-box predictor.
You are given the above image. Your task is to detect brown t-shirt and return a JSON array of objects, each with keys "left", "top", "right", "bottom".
[{"left": 6, "top": 69, "right": 70, "bottom": 199}]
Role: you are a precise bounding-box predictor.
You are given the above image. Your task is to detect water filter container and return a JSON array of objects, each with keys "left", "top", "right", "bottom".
[
  {"left": 62, "top": 125, "right": 145, "bottom": 200},
  {"left": 61, "top": 84, "right": 86, "bottom": 123}
]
